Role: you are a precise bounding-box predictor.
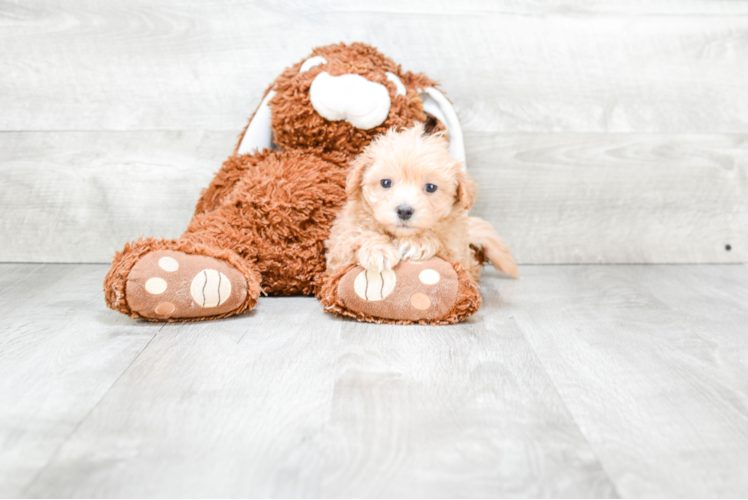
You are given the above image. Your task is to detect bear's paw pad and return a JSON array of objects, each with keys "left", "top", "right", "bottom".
[
  {"left": 126, "top": 250, "right": 246, "bottom": 320},
  {"left": 338, "top": 257, "right": 459, "bottom": 321}
]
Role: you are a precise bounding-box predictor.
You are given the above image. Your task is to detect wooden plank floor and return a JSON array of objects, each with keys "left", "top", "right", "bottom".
[{"left": 1, "top": 263, "right": 747, "bottom": 497}]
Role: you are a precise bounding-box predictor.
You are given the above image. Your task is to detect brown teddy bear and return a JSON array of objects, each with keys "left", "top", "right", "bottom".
[{"left": 104, "top": 42, "right": 482, "bottom": 324}]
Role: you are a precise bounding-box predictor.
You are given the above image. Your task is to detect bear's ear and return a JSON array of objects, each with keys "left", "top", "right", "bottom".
[
  {"left": 418, "top": 88, "right": 466, "bottom": 170},
  {"left": 236, "top": 90, "right": 277, "bottom": 155}
]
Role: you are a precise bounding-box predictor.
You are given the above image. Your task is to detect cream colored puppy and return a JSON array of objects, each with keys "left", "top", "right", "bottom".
[{"left": 326, "top": 124, "right": 519, "bottom": 279}]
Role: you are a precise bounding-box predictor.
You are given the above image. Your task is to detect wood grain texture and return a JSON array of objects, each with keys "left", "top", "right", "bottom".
[
  {"left": 22, "top": 287, "right": 616, "bottom": 498},
  {"left": 267, "top": 315, "right": 615, "bottom": 498},
  {"left": 491, "top": 264, "right": 748, "bottom": 497},
  {"left": 22, "top": 296, "right": 345, "bottom": 498},
  {"left": 2, "top": 1, "right": 748, "bottom": 133},
  {"left": 468, "top": 133, "right": 748, "bottom": 264},
  {"left": 3, "top": 263, "right": 748, "bottom": 497},
  {"left": 0, "top": 264, "right": 158, "bottom": 498},
  {"left": 1, "top": 131, "right": 745, "bottom": 264},
  {"left": 634, "top": 265, "right": 748, "bottom": 360},
  {"left": 2, "top": 1, "right": 747, "bottom": 265},
  {"left": 0, "top": 131, "right": 225, "bottom": 263}
]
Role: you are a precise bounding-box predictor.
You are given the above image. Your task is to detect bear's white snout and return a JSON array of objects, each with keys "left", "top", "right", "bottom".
[{"left": 310, "top": 72, "right": 391, "bottom": 130}]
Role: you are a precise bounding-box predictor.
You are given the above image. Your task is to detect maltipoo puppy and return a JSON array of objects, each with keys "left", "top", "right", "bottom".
[{"left": 326, "top": 124, "right": 519, "bottom": 280}]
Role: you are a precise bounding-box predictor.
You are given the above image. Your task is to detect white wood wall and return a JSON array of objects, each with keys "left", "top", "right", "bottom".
[{"left": 1, "top": 0, "right": 746, "bottom": 263}]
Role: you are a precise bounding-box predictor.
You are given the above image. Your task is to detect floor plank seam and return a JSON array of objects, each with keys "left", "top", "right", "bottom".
[
  {"left": 509, "top": 314, "right": 625, "bottom": 498},
  {"left": 18, "top": 327, "right": 163, "bottom": 496}
]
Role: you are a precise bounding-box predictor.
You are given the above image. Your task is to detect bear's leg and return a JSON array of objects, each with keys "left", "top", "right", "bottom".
[
  {"left": 104, "top": 237, "right": 261, "bottom": 321},
  {"left": 105, "top": 149, "right": 348, "bottom": 321},
  {"left": 181, "top": 149, "right": 350, "bottom": 296},
  {"left": 318, "top": 257, "right": 482, "bottom": 325}
]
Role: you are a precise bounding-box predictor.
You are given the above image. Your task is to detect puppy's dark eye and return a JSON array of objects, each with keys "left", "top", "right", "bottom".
[
  {"left": 381, "top": 179, "right": 392, "bottom": 188},
  {"left": 425, "top": 184, "right": 437, "bottom": 193}
]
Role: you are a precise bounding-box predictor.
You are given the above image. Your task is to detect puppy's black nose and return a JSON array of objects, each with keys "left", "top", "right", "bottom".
[{"left": 396, "top": 205, "right": 414, "bottom": 220}]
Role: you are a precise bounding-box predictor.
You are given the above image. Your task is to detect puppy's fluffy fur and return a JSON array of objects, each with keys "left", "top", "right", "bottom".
[{"left": 326, "top": 124, "right": 519, "bottom": 280}]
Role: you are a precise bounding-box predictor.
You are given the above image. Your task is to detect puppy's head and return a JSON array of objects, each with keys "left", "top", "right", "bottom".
[{"left": 347, "top": 124, "right": 476, "bottom": 236}]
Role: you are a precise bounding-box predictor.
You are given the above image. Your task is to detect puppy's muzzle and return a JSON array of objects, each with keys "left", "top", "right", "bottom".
[{"left": 396, "top": 205, "right": 414, "bottom": 221}]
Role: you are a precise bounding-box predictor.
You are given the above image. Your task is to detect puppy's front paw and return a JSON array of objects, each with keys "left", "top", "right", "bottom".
[
  {"left": 398, "top": 241, "right": 436, "bottom": 262},
  {"left": 358, "top": 243, "right": 400, "bottom": 272}
]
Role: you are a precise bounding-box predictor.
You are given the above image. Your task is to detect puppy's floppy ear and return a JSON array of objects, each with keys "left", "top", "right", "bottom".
[
  {"left": 455, "top": 167, "right": 477, "bottom": 211},
  {"left": 346, "top": 147, "right": 375, "bottom": 200}
]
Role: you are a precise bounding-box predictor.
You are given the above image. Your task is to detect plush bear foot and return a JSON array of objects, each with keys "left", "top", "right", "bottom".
[
  {"left": 104, "top": 238, "right": 261, "bottom": 322},
  {"left": 318, "top": 257, "right": 482, "bottom": 325},
  {"left": 123, "top": 250, "right": 250, "bottom": 320}
]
